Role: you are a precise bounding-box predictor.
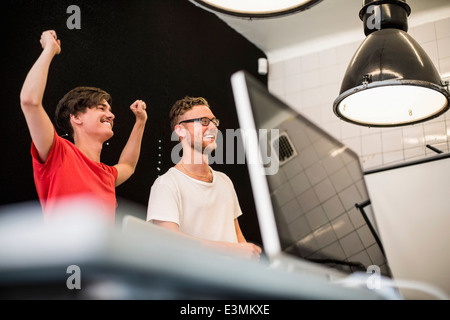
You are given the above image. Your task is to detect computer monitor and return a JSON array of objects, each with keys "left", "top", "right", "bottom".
[{"left": 231, "top": 70, "right": 391, "bottom": 276}]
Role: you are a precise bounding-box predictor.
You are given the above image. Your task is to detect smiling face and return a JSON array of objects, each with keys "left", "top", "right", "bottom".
[
  {"left": 176, "top": 105, "right": 218, "bottom": 154},
  {"left": 71, "top": 99, "right": 115, "bottom": 142},
  {"left": 55, "top": 86, "right": 112, "bottom": 138}
]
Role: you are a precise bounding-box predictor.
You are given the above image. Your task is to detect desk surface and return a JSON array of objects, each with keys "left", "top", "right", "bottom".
[{"left": 0, "top": 202, "right": 390, "bottom": 300}]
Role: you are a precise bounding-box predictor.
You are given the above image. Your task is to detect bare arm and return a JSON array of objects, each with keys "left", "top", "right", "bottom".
[
  {"left": 20, "top": 30, "right": 61, "bottom": 163},
  {"left": 152, "top": 219, "right": 262, "bottom": 260},
  {"left": 114, "top": 100, "right": 147, "bottom": 186},
  {"left": 234, "top": 218, "right": 247, "bottom": 243}
]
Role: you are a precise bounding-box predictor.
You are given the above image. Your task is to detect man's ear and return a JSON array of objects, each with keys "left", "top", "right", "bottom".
[
  {"left": 70, "top": 113, "right": 82, "bottom": 125},
  {"left": 174, "top": 124, "right": 186, "bottom": 140}
]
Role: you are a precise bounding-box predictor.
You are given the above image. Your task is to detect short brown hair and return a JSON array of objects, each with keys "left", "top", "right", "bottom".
[
  {"left": 169, "top": 96, "right": 210, "bottom": 132},
  {"left": 55, "top": 86, "right": 112, "bottom": 137}
]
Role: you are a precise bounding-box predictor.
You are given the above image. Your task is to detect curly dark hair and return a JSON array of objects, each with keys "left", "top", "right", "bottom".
[
  {"left": 54, "top": 86, "right": 112, "bottom": 137},
  {"left": 169, "top": 96, "right": 210, "bottom": 132}
]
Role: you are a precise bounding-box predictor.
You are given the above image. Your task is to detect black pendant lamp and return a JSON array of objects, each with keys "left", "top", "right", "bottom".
[
  {"left": 189, "top": 0, "right": 323, "bottom": 18},
  {"left": 333, "top": 0, "right": 450, "bottom": 127}
]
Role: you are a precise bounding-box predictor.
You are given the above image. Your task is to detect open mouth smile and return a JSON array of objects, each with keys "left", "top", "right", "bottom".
[{"left": 101, "top": 119, "right": 113, "bottom": 128}]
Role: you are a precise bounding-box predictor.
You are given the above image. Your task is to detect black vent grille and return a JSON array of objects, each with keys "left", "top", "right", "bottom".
[{"left": 272, "top": 132, "right": 297, "bottom": 166}]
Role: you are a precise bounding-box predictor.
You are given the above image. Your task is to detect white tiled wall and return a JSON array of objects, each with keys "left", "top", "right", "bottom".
[{"left": 268, "top": 17, "right": 450, "bottom": 171}]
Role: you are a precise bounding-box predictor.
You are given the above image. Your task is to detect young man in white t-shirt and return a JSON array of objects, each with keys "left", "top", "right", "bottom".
[{"left": 146, "top": 96, "right": 261, "bottom": 260}]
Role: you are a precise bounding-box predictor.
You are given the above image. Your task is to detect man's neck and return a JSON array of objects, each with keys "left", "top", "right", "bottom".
[
  {"left": 74, "top": 136, "right": 104, "bottom": 163},
  {"left": 180, "top": 146, "right": 211, "bottom": 173}
]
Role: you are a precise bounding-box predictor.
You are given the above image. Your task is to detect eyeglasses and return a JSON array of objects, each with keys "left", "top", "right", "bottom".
[{"left": 178, "top": 117, "right": 220, "bottom": 127}]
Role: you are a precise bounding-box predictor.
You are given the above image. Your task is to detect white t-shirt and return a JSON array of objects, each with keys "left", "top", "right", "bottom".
[{"left": 146, "top": 167, "right": 243, "bottom": 243}]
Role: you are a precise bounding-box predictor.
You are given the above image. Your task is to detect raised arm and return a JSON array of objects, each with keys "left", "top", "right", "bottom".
[
  {"left": 114, "top": 100, "right": 147, "bottom": 186},
  {"left": 20, "top": 30, "right": 61, "bottom": 163}
]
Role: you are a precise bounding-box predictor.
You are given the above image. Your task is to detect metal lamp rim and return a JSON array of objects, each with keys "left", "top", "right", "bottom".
[
  {"left": 189, "top": 0, "right": 324, "bottom": 19},
  {"left": 333, "top": 79, "right": 450, "bottom": 127}
]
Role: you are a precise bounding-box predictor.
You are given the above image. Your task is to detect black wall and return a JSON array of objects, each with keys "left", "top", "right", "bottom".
[{"left": 1, "top": 0, "right": 267, "bottom": 245}]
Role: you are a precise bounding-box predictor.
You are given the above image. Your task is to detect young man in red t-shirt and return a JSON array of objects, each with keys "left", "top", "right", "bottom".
[{"left": 20, "top": 30, "right": 148, "bottom": 223}]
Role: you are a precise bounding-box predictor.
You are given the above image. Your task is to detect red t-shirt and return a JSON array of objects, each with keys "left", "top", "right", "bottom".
[{"left": 31, "top": 129, "right": 118, "bottom": 223}]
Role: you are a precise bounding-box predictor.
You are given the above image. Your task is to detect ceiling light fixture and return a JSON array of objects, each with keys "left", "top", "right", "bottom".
[
  {"left": 333, "top": 0, "right": 450, "bottom": 127},
  {"left": 189, "top": 0, "right": 323, "bottom": 18}
]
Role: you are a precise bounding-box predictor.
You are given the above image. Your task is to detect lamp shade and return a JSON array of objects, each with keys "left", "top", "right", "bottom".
[
  {"left": 333, "top": 1, "right": 450, "bottom": 127},
  {"left": 189, "top": 0, "right": 323, "bottom": 18}
]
